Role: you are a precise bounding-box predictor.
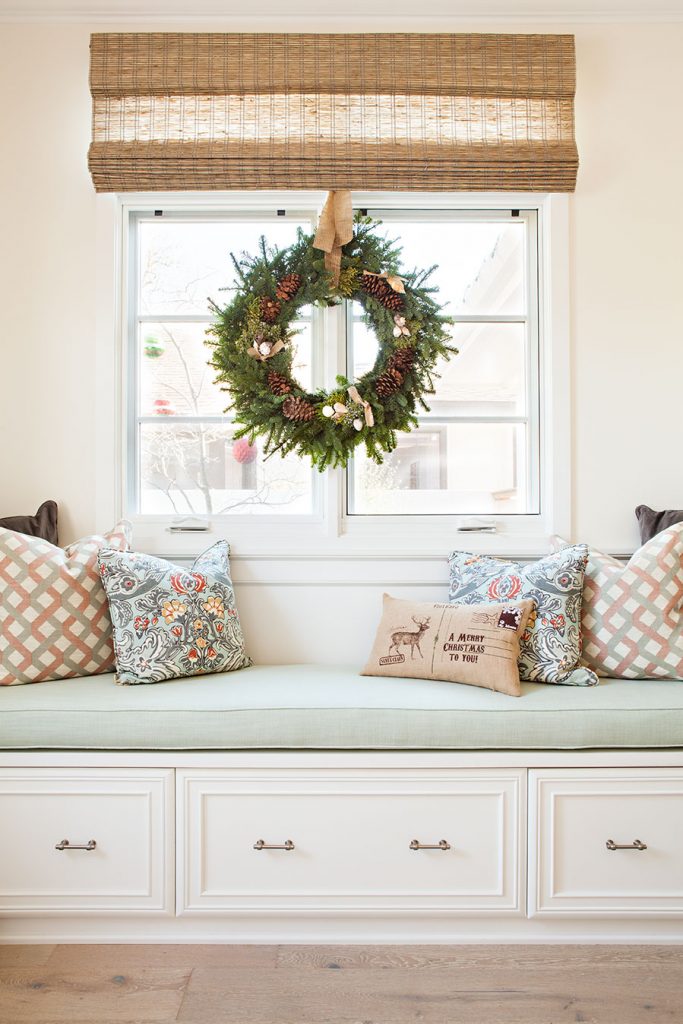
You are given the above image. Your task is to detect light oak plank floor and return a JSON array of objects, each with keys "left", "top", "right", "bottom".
[{"left": 0, "top": 944, "right": 680, "bottom": 1024}]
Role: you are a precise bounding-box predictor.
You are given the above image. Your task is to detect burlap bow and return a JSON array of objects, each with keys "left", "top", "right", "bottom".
[
  {"left": 347, "top": 385, "right": 374, "bottom": 428},
  {"left": 313, "top": 190, "right": 354, "bottom": 287},
  {"left": 247, "top": 338, "right": 285, "bottom": 362},
  {"left": 323, "top": 385, "right": 374, "bottom": 431}
]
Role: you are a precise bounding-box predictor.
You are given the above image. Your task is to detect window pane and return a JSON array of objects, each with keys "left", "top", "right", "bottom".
[
  {"left": 367, "top": 217, "right": 527, "bottom": 316},
  {"left": 139, "top": 321, "right": 226, "bottom": 417},
  {"left": 349, "top": 422, "right": 531, "bottom": 515},
  {"left": 429, "top": 323, "right": 527, "bottom": 417},
  {"left": 350, "top": 321, "right": 527, "bottom": 418},
  {"left": 138, "top": 218, "right": 310, "bottom": 316},
  {"left": 139, "top": 423, "right": 313, "bottom": 516},
  {"left": 139, "top": 320, "right": 312, "bottom": 417}
]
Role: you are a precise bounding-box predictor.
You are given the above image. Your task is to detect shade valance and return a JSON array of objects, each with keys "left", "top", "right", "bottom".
[{"left": 88, "top": 32, "right": 578, "bottom": 193}]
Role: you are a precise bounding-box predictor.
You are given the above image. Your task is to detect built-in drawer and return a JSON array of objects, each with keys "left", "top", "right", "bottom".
[
  {"left": 529, "top": 769, "right": 683, "bottom": 917},
  {"left": 178, "top": 769, "right": 524, "bottom": 913},
  {"left": 0, "top": 769, "right": 174, "bottom": 914}
]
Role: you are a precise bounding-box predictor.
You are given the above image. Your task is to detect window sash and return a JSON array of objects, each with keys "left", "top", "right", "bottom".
[
  {"left": 345, "top": 207, "right": 539, "bottom": 517},
  {"left": 126, "top": 208, "right": 320, "bottom": 520}
]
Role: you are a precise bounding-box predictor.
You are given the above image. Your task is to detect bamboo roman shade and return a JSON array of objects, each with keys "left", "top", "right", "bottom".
[{"left": 88, "top": 33, "right": 578, "bottom": 193}]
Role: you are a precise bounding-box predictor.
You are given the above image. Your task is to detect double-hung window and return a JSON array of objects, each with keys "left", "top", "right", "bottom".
[{"left": 123, "top": 194, "right": 559, "bottom": 554}]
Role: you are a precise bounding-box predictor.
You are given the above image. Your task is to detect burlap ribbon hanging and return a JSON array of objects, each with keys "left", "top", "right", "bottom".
[{"left": 313, "top": 190, "right": 354, "bottom": 286}]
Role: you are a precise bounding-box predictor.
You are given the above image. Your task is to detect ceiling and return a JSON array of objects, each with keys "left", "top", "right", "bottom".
[{"left": 1, "top": 0, "right": 682, "bottom": 21}]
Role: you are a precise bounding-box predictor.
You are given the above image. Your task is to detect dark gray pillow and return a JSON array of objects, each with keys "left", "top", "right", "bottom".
[
  {"left": 0, "top": 500, "right": 58, "bottom": 545},
  {"left": 635, "top": 504, "right": 683, "bottom": 544}
]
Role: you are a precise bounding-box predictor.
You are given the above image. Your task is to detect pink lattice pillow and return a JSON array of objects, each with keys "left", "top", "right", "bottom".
[
  {"left": 0, "top": 522, "right": 131, "bottom": 685},
  {"left": 557, "top": 525, "right": 683, "bottom": 679}
]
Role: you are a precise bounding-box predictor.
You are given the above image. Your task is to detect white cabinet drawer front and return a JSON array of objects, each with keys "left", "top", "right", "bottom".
[
  {"left": 179, "top": 770, "right": 524, "bottom": 913},
  {"left": 0, "top": 770, "right": 174, "bottom": 914},
  {"left": 530, "top": 770, "right": 683, "bottom": 917}
]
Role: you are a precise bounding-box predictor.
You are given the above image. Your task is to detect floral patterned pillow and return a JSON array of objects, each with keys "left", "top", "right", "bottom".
[
  {"left": 97, "top": 541, "right": 250, "bottom": 685},
  {"left": 448, "top": 546, "right": 598, "bottom": 686}
]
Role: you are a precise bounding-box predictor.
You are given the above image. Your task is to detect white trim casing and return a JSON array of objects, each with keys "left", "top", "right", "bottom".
[{"left": 95, "top": 190, "right": 571, "bottom": 560}]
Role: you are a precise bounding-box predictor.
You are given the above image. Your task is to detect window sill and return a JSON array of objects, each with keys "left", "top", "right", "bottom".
[{"left": 129, "top": 514, "right": 558, "bottom": 566}]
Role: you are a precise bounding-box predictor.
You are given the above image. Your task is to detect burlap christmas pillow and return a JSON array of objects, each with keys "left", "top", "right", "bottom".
[{"left": 362, "top": 594, "right": 535, "bottom": 697}]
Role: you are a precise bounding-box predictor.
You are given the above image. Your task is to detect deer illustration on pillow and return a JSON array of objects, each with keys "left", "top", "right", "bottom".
[{"left": 388, "top": 616, "right": 431, "bottom": 660}]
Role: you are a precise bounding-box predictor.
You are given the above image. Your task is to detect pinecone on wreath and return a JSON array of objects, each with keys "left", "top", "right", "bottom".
[
  {"left": 282, "top": 395, "right": 316, "bottom": 422},
  {"left": 275, "top": 273, "right": 303, "bottom": 302},
  {"left": 259, "top": 296, "right": 281, "bottom": 323},
  {"left": 267, "top": 371, "right": 292, "bottom": 396},
  {"left": 374, "top": 368, "right": 404, "bottom": 398},
  {"left": 360, "top": 273, "right": 405, "bottom": 313},
  {"left": 387, "top": 346, "right": 416, "bottom": 374}
]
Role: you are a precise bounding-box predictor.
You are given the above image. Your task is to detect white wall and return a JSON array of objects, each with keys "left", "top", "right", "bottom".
[{"left": 0, "top": 18, "right": 681, "bottom": 661}]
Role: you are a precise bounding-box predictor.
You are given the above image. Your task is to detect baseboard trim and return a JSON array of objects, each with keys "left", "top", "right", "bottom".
[{"left": 3, "top": 914, "right": 683, "bottom": 945}]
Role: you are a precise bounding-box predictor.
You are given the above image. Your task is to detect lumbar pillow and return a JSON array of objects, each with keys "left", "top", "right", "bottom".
[
  {"left": 361, "top": 593, "right": 535, "bottom": 697},
  {"left": 0, "top": 500, "right": 58, "bottom": 545},
  {"left": 448, "top": 546, "right": 598, "bottom": 686},
  {"left": 98, "top": 541, "right": 250, "bottom": 685},
  {"left": 635, "top": 505, "right": 683, "bottom": 544},
  {"left": 571, "top": 525, "right": 683, "bottom": 679},
  {"left": 0, "top": 521, "right": 131, "bottom": 686}
]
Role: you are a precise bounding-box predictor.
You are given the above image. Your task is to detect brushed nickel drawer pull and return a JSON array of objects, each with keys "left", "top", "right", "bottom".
[
  {"left": 409, "top": 839, "right": 451, "bottom": 851},
  {"left": 606, "top": 838, "right": 647, "bottom": 851},
  {"left": 55, "top": 839, "right": 97, "bottom": 851},
  {"left": 253, "top": 839, "right": 295, "bottom": 851}
]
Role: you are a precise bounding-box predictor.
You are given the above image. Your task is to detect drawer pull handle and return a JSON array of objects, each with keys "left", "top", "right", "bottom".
[
  {"left": 606, "top": 839, "right": 647, "bottom": 851},
  {"left": 409, "top": 839, "right": 451, "bottom": 851},
  {"left": 253, "top": 839, "right": 295, "bottom": 851},
  {"left": 55, "top": 839, "right": 97, "bottom": 852}
]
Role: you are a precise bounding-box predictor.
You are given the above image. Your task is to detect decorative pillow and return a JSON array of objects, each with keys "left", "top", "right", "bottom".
[
  {"left": 448, "top": 547, "right": 598, "bottom": 686},
  {"left": 98, "top": 541, "right": 250, "bottom": 685},
  {"left": 565, "top": 525, "right": 683, "bottom": 679},
  {"left": 635, "top": 505, "right": 683, "bottom": 544},
  {"left": 0, "top": 500, "right": 58, "bottom": 545},
  {"left": 0, "top": 521, "right": 131, "bottom": 685},
  {"left": 362, "top": 594, "right": 535, "bottom": 697}
]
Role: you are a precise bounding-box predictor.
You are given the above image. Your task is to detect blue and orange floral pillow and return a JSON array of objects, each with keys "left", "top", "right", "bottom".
[
  {"left": 97, "top": 541, "right": 250, "bottom": 685},
  {"left": 448, "top": 546, "right": 598, "bottom": 686}
]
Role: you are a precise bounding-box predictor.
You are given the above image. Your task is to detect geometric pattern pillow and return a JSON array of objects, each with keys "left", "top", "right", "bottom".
[
  {"left": 97, "top": 541, "right": 250, "bottom": 685},
  {"left": 0, "top": 521, "right": 131, "bottom": 685},
  {"left": 579, "top": 525, "right": 683, "bottom": 679},
  {"left": 448, "top": 545, "right": 598, "bottom": 686}
]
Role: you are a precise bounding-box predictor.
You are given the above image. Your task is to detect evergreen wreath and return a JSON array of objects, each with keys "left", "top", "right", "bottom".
[{"left": 208, "top": 214, "right": 457, "bottom": 471}]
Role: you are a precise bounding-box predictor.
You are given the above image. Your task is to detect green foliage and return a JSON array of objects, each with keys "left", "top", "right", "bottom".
[{"left": 207, "top": 214, "right": 457, "bottom": 471}]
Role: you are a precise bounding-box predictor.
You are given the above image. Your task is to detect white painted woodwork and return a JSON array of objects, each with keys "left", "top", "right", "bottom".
[
  {"left": 1, "top": 0, "right": 680, "bottom": 23},
  {"left": 0, "top": 769, "right": 174, "bottom": 915},
  {"left": 0, "top": 757, "right": 683, "bottom": 941},
  {"left": 178, "top": 770, "right": 524, "bottom": 914},
  {"left": 529, "top": 769, "right": 683, "bottom": 917}
]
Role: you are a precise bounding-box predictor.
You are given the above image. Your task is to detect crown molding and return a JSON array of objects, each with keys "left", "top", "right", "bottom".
[{"left": 1, "top": 2, "right": 682, "bottom": 25}]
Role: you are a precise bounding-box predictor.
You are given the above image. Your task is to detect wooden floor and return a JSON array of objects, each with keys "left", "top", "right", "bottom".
[{"left": 0, "top": 944, "right": 681, "bottom": 1023}]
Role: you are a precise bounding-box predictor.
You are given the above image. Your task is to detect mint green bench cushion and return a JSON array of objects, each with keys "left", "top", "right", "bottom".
[{"left": 1, "top": 665, "right": 682, "bottom": 750}]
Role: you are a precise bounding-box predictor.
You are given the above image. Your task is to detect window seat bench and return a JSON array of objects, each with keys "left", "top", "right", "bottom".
[
  {"left": 1, "top": 666, "right": 683, "bottom": 945},
  {"left": 1, "top": 663, "right": 683, "bottom": 751}
]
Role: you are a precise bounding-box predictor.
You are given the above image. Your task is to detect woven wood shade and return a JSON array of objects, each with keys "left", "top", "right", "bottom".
[{"left": 89, "top": 33, "right": 578, "bottom": 193}]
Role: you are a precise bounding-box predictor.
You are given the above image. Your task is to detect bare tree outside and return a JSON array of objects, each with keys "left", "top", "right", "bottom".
[{"left": 137, "top": 225, "right": 312, "bottom": 517}]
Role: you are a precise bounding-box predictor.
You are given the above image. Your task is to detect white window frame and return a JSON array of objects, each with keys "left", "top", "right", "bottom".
[{"left": 95, "top": 190, "right": 570, "bottom": 560}]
